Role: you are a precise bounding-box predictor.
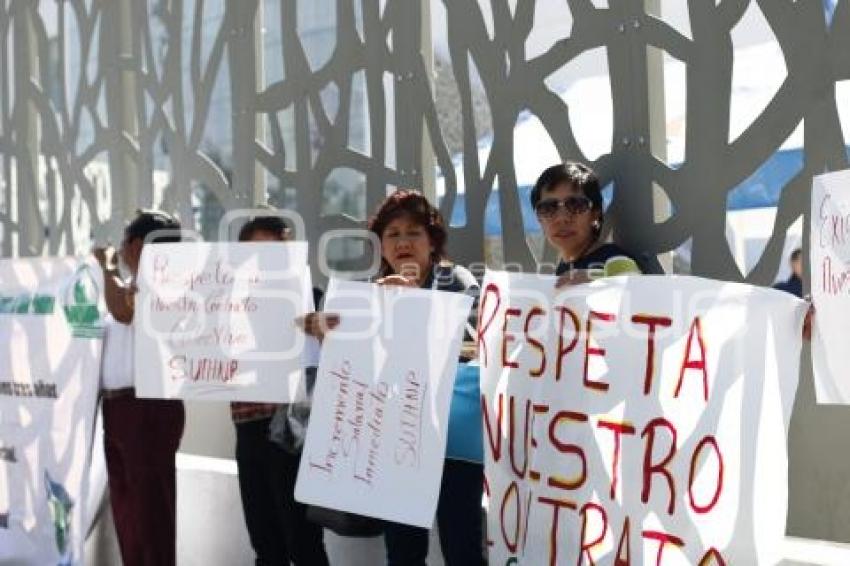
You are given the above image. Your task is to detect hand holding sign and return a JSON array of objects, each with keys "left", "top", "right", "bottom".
[
  {"left": 295, "top": 312, "right": 340, "bottom": 343},
  {"left": 376, "top": 274, "right": 419, "bottom": 287}
]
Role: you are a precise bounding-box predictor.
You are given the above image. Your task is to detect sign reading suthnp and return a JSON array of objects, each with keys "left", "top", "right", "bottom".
[
  {"left": 135, "top": 242, "right": 314, "bottom": 402},
  {"left": 296, "top": 279, "right": 474, "bottom": 528}
]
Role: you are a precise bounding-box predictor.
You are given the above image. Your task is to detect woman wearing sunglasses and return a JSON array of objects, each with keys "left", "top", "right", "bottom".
[{"left": 531, "top": 162, "right": 642, "bottom": 283}]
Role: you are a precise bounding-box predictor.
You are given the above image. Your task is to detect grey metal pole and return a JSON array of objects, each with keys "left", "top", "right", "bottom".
[
  {"left": 253, "top": 0, "right": 266, "bottom": 207},
  {"left": 420, "top": 0, "right": 436, "bottom": 205},
  {"left": 11, "top": 0, "right": 41, "bottom": 257},
  {"left": 228, "top": 0, "right": 260, "bottom": 211},
  {"left": 104, "top": 0, "right": 141, "bottom": 237},
  {"left": 646, "top": 0, "right": 672, "bottom": 273}
]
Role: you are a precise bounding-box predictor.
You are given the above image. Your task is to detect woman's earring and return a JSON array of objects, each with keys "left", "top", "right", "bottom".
[{"left": 592, "top": 220, "right": 601, "bottom": 229}]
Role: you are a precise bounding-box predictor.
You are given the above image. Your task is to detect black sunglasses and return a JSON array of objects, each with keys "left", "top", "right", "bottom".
[{"left": 534, "top": 196, "right": 594, "bottom": 219}]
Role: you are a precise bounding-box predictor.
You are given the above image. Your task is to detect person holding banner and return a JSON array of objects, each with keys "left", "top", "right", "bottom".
[
  {"left": 772, "top": 247, "right": 814, "bottom": 340},
  {"left": 300, "top": 189, "right": 485, "bottom": 566},
  {"left": 530, "top": 162, "right": 643, "bottom": 282},
  {"left": 93, "top": 210, "right": 185, "bottom": 566},
  {"left": 231, "top": 214, "right": 330, "bottom": 566},
  {"left": 368, "top": 190, "right": 484, "bottom": 566},
  {"left": 773, "top": 248, "right": 804, "bottom": 298}
]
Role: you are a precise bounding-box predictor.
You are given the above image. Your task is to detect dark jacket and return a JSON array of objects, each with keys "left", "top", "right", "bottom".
[
  {"left": 773, "top": 274, "right": 803, "bottom": 298},
  {"left": 555, "top": 243, "right": 644, "bottom": 275}
]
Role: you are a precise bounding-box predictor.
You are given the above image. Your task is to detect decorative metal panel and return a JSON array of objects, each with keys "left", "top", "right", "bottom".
[{"left": 1, "top": 0, "right": 850, "bottom": 543}]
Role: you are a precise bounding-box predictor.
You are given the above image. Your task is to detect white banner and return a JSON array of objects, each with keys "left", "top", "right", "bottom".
[
  {"left": 134, "top": 242, "right": 315, "bottom": 402},
  {"left": 295, "top": 279, "right": 474, "bottom": 527},
  {"left": 479, "top": 272, "right": 805, "bottom": 565},
  {"left": 0, "top": 257, "right": 104, "bottom": 566},
  {"left": 811, "top": 169, "right": 850, "bottom": 404}
]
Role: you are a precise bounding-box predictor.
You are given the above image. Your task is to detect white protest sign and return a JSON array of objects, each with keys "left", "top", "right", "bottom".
[
  {"left": 295, "top": 279, "right": 473, "bottom": 527},
  {"left": 478, "top": 272, "right": 805, "bottom": 565},
  {"left": 0, "top": 257, "right": 104, "bottom": 566},
  {"left": 811, "top": 169, "right": 850, "bottom": 404},
  {"left": 134, "top": 242, "right": 314, "bottom": 402}
]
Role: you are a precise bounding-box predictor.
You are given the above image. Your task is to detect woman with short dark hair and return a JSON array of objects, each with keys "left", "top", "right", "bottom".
[{"left": 531, "top": 162, "right": 642, "bottom": 282}]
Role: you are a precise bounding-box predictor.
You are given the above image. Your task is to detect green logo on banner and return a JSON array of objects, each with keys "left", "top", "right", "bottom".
[
  {"left": 45, "top": 470, "right": 74, "bottom": 566},
  {"left": 0, "top": 263, "right": 103, "bottom": 339},
  {"left": 0, "top": 294, "right": 59, "bottom": 315},
  {"left": 0, "top": 294, "right": 37, "bottom": 314},
  {"left": 31, "top": 294, "right": 56, "bottom": 314},
  {"left": 62, "top": 265, "right": 103, "bottom": 339}
]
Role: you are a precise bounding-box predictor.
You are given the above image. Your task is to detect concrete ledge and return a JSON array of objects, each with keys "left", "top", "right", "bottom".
[
  {"left": 174, "top": 453, "right": 441, "bottom": 566},
  {"left": 780, "top": 536, "right": 850, "bottom": 565},
  {"left": 175, "top": 453, "right": 253, "bottom": 566}
]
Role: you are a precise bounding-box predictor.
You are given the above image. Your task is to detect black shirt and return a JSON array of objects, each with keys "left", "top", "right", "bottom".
[
  {"left": 773, "top": 274, "right": 803, "bottom": 298},
  {"left": 555, "top": 243, "right": 642, "bottom": 276}
]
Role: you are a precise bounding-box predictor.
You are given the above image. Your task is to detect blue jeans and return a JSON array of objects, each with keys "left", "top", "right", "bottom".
[{"left": 384, "top": 459, "right": 485, "bottom": 566}]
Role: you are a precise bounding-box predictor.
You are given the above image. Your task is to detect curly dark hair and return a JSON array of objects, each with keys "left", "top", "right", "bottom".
[{"left": 368, "top": 189, "right": 448, "bottom": 275}]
